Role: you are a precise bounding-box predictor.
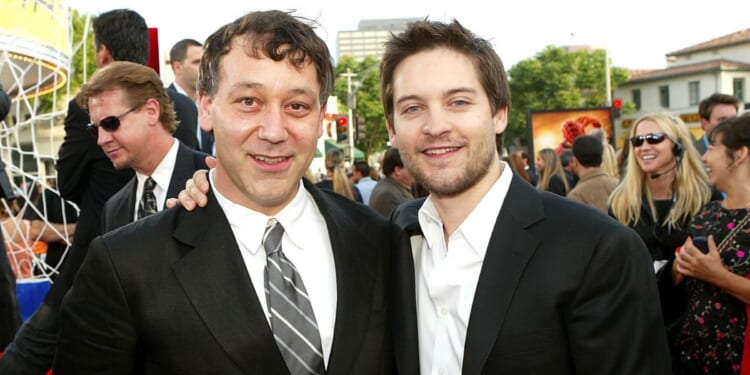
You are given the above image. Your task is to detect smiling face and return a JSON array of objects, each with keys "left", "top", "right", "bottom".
[
  {"left": 199, "top": 39, "right": 324, "bottom": 215},
  {"left": 632, "top": 119, "right": 676, "bottom": 175},
  {"left": 386, "top": 48, "right": 507, "bottom": 198},
  {"left": 702, "top": 134, "right": 733, "bottom": 190}
]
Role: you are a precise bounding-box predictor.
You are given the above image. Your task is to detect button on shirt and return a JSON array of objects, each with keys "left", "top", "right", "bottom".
[
  {"left": 132, "top": 139, "right": 179, "bottom": 221},
  {"left": 211, "top": 170, "right": 337, "bottom": 367},
  {"left": 417, "top": 162, "right": 512, "bottom": 375}
]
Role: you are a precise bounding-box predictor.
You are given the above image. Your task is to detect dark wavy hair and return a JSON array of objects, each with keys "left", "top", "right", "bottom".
[
  {"left": 198, "top": 10, "right": 334, "bottom": 105},
  {"left": 709, "top": 113, "right": 750, "bottom": 163}
]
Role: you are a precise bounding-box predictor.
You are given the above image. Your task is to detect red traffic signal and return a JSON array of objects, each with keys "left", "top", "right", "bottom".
[
  {"left": 336, "top": 115, "right": 348, "bottom": 141},
  {"left": 612, "top": 98, "right": 622, "bottom": 110}
]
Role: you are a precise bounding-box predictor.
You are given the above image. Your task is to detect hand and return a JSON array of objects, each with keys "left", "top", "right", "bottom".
[
  {"left": 675, "top": 235, "right": 727, "bottom": 285},
  {"left": 165, "top": 156, "right": 215, "bottom": 210}
]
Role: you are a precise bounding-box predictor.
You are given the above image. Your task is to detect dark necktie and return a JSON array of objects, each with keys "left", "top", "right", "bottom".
[
  {"left": 263, "top": 219, "right": 325, "bottom": 375},
  {"left": 137, "top": 177, "right": 158, "bottom": 219}
]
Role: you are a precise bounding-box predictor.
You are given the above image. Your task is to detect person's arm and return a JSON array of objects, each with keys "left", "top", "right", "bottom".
[
  {"left": 56, "top": 100, "right": 94, "bottom": 203},
  {"left": 27, "top": 220, "right": 75, "bottom": 244},
  {"left": 567, "top": 226, "right": 671, "bottom": 374},
  {"left": 675, "top": 234, "right": 750, "bottom": 304},
  {"left": 53, "top": 236, "right": 138, "bottom": 374}
]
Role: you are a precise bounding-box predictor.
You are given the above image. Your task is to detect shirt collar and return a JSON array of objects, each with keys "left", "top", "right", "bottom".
[
  {"left": 417, "top": 161, "right": 512, "bottom": 258},
  {"left": 211, "top": 170, "right": 311, "bottom": 255},
  {"left": 173, "top": 82, "right": 189, "bottom": 97},
  {"left": 135, "top": 138, "right": 178, "bottom": 194}
]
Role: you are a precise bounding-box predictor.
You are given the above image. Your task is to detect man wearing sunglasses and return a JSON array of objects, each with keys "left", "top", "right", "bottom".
[
  {"left": 80, "top": 61, "right": 209, "bottom": 231},
  {"left": 0, "top": 9, "right": 202, "bottom": 374}
]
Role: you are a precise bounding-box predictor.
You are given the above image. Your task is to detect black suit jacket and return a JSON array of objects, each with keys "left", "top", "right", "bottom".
[
  {"left": 167, "top": 89, "right": 199, "bottom": 151},
  {"left": 0, "top": 230, "right": 21, "bottom": 348},
  {"left": 390, "top": 174, "right": 672, "bottom": 375},
  {"left": 101, "top": 142, "right": 208, "bottom": 232},
  {"left": 52, "top": 99, "right": 135, "bottom": 305},
  {"left": 55, "top": 179, "right": 394, "bottom": 374},
  {"left": 167, "top": 84, "right": 209, "bottom": 152}
]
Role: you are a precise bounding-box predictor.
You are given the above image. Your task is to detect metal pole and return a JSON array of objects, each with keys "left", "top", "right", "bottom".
[
  {"left": 605, "top": 48, "right": 612, "bottom": 106},
  {"left": 341, "top": 68, "right": 357, "bottom": 161}
]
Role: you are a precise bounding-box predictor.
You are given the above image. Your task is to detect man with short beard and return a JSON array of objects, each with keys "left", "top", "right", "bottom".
[{"left": 381, "top": 20, "right": 671, "bottom": 374}]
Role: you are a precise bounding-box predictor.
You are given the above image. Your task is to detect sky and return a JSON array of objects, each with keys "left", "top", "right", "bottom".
[{"left": 65, "top": 0, "right": 750, "bottom": 71}]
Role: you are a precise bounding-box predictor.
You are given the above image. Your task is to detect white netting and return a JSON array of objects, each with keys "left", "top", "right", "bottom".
[{"left": 1, "top": 4, "right": 85, "bottom": 284}]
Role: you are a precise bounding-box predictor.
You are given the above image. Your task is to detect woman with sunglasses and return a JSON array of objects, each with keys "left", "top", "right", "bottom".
[
  {"left": 667, "top": 114, "right": 750, "bottom": 374},
  {"left": 609, "top": 113, "right": 717, "bottom": 362},
  {"left": 610, "top": 112, "right": 713, "bottom": 269}
]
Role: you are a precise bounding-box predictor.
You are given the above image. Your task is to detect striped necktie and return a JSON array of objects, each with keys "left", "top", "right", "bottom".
[
  {"left": 263, "top": 219, "right": 325, "bottom": 375},
  {"left": 137, "top": 177, "right": 158, "bottom": 219}
]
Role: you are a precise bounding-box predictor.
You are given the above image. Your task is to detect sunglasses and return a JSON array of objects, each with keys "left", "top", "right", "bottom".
[
  {"left": 87, "top": 106, "right": 138, "bottom": 138},
  {"left": 630, "top": 132, "right": 667, "bottom": 147}
]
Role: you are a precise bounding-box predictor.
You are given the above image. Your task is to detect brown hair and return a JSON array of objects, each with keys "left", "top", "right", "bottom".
[
  {"left": 508, "top": 150, "right": 532, "bottom": 183},
  {"left": 698, "top": 93, "right": 740, "bottom": 121},
  {"left": 380, "top": 19, "right": 510, "bottom": 149},
  {"left": 198, "top": 10, "right": 334, "bottom": 105},
  {"left": 78, "top": 61, "right": 177, "bottom": 133}
]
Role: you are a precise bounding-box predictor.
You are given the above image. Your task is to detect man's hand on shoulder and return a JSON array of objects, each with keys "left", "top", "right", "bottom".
[{"left": 165, "top": 156, "right": 215, "bottom": 211}]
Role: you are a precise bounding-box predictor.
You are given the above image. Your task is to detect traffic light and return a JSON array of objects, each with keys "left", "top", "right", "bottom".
[
  {"left": 336, "top": 115, "right": 348, "bottom": 142},
  {"left": 612, "top": 98, "right": 622, "bottom": 118}
]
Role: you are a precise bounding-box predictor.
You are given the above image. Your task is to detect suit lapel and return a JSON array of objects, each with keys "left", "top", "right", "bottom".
[
  {"left": 108, "top": 178, "right": 137, "bottom": 231},
  {"left": 392, "top": 231, "right": 421, "bottom": 374},
  {"left": 462, "top": 175, "right": 544, "bottom": 375},
  {"left": 303, "top": 180, "right": 377, "bottom": 375},
  {"left": 163, "top": 143, "right": 201, "bottom": 205},
  {"left": 171, "top": 190, "right": 287, "bottom": 374}
]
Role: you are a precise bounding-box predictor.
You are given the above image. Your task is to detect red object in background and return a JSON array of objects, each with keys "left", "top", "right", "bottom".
[
  {"left": 147, "top": 28, "right": 160, "bottom": 74},
  {"left": 613, "top": 98, "right": 623, "bottom": 110}
]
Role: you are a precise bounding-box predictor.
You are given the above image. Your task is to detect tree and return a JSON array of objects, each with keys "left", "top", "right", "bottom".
[
  {"left": 506, "top": 46, "right": 629, "bottom": 147},
  {"left": 37, "top": 9, "right": 96, "bottom": 115},
  {"left": 334, "top": 55, "right": 388, "bottom": 159}
]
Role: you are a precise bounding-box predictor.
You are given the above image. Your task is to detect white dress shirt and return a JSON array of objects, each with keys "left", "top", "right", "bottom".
[
  {"left": 133, "top": 139, "right": 179, "bottom": 221},
  {"left": 211, "top": 170, "right": 337, "bottom": 366},
  {"left": 417, "top": 162, "right": 512, "bottom": 375}
]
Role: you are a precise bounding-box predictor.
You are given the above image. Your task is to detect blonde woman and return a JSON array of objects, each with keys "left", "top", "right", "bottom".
[
  {"left": 609, "top": 113, "right": 720, "bottom": 363},
  {"left": 315, "top": 149, "right": 363, "bottom": 202},
  {"left": 536, "top": 148, "right": 569, "bottom": 196},
  {"left": 609, "top": 112, "right": 717, "bottom": 269}
]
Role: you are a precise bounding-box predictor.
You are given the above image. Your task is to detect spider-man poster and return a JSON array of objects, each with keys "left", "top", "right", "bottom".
[{"left": 526, "top": 107, "right": 615, "bottom": 158}]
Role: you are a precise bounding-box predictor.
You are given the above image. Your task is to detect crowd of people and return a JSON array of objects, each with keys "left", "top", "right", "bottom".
[{"left": 0, "top": 6, "right": 748, "bottom": 375}]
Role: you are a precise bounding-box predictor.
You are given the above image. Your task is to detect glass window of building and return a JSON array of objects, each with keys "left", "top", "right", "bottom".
[
  {"left": 659, "top": 85, "right": 670, "bottom": 108},
  {"left": 734, "top": 78, "right": 745, "bottom": 102},
  {"left": 688, "top": 81, "right": 700, "bottom": 106},
  {"left": 632, "top": 89, "right": 641, "bottom": 110}
]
